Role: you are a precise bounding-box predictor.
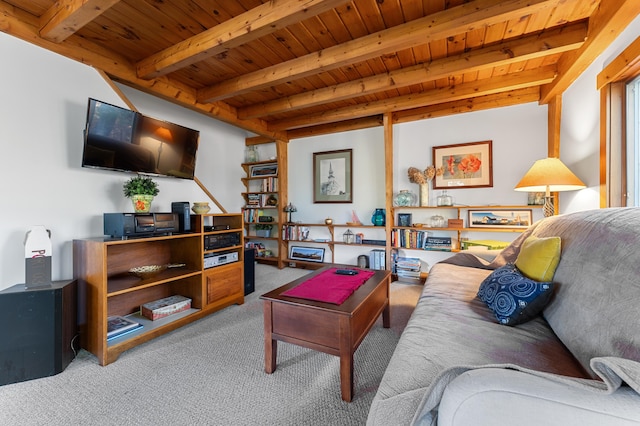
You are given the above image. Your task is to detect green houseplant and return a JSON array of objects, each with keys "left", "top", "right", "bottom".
[{"left": 123, "top": 175, "right": 159, "bottom": 213}]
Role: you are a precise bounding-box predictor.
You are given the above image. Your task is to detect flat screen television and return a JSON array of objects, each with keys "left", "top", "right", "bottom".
[{"left": 82, "top": 98, "right": 199, "bottom": 179}]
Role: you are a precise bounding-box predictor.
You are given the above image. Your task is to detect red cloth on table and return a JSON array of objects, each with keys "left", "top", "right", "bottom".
[{"left": 281, "top": 268, "right": 375, "bottom": 305}]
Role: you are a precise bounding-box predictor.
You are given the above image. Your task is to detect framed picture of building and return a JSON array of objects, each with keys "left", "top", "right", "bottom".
[{"left": 313, "top": 149, "right": 352, "bottom": 203}]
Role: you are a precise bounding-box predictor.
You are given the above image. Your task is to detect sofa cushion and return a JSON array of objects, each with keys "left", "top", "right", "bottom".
[
  {"left": 477, "top": 263, "right": 554, "bottom": 325},
  {"left": 515, "top": 235, "right": 561, "bottom": 281}
]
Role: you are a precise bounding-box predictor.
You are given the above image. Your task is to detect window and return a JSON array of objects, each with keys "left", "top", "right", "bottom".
[
  {"left": 627, "top": 75, "right": 640, "bottom": 206},
  {"left": 598, "top": 36, "right": 640, "bottom": 207}
]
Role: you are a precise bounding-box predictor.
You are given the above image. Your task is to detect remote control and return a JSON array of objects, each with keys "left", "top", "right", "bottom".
[{"left": 335, "top": 269, "right": 359, "bottom": 275}]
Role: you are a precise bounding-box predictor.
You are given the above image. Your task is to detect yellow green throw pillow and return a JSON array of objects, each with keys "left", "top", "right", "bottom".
[{"left": 515, "top": 235, "right": 561, "bottom": 282}]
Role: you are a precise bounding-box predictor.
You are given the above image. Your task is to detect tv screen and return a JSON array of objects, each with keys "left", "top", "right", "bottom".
[{"left": 82, "top": 98, "right": 199, "bottom": 179}]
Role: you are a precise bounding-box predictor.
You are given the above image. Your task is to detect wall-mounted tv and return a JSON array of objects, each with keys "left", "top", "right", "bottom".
[{"left": 82, "top": 98, "right": 199, "bottom": 179}]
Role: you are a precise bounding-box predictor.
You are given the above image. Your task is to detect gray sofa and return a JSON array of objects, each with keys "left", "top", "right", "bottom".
[{"left": 367, "top": 208, "right": 640, "bottom": 425}]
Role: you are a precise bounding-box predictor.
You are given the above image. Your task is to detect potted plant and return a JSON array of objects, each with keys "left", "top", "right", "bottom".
[
  {"left": 123, "top": 175, "right": 159, "bottom": 213},
  {"left": 255, "top": 223, "right": 273, "bottom": 238}
]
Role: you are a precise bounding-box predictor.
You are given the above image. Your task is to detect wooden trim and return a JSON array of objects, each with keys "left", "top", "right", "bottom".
[
  {"left": 597, "top": 35, "right": 640, "bottom": 89},
  {"left": 383, "top": 113, "right": 393, "bottom": 269},
  {"left": 541, "top": 0, "right": 640, "bottom": 104},
  {"left": 194, "top": 177, "right": 227, "bottom": 214}
]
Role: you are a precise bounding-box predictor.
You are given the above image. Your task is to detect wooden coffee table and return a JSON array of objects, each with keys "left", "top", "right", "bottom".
[{"left": 260, "top": 265, "right": 391, "bottom": 402}]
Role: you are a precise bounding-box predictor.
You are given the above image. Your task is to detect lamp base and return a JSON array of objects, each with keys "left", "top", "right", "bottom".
[{"left": 543, "top": 196, "right": 554, "bottom": 217}]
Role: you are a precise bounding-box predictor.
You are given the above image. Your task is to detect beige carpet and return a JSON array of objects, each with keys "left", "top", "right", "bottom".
[{"left": 0, "top": 264, "right": 422, "bottom": 426}]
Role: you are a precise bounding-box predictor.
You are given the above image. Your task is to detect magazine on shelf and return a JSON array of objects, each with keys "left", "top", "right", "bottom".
[{"left": 107, "top": 315, "right": 142, "bottom": 339}]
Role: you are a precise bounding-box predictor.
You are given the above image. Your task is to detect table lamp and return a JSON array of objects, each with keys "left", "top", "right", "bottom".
[
  {"left": 284, "top": 202, "right": 297, "bottom": 223},
  {"left": 514, "top": 158, "right": 586, "bottom": 217}
]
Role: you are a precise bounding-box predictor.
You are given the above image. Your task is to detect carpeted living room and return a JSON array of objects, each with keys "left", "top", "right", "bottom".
[
  {"left": 2, "top": 2, "right": 640, "bottom": 425},
  {"left": 0, "top": 264, "right": 423, "bottom": 425}
]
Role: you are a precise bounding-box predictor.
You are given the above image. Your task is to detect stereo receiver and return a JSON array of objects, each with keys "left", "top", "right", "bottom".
[
  {"left": 204, "top": 232, "right": 241, "bottom": 250},
  {"left": 204, "top": 251, "right": 239, "bottom": 269}
]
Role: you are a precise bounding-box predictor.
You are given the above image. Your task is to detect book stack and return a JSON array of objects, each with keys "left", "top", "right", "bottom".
[
  {"left": 391, "top": 229, "right": 429, "bottom": 249},
  {"left": 424, "top": 236, "right": 453, "bottom": 251},
  {"left": 369, "top": 249, "right": 386, "bottom": 270},
  {"left": 107, "top": 316, "right": 143, "bottom": 341},
  {"left": 260, "top": 177, "right": 278, "bottom": 192},
  {"left": 281, "top": 224, "right": 310, "bottom": 241},
  {"left": 395, "top": 256, "right": 421, "bottom": 283}
]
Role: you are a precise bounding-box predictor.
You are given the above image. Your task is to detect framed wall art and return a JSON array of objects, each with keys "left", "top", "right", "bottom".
[
  {"left": 289, "top": 246, "right": 325, "bottom": 263},
  {"left": 313, "top": 149, "right": 352, "bottom": 203},
  {"left": 397, "top": 213, "right": 412, "bottom": 227},
  {"left": 432, "top": 141, "right": 493, "bottom": 189},
  {"left": 250, "top": 163, "right": 278, "bottom": 177},
  {"left": 468, "top": 209, "right": 532, "bottom": 229}
]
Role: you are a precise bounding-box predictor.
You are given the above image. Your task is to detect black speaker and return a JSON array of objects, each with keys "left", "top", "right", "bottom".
[
  {"left": 244, "top": 248, "right": 255, "bottom": 295},
  {"left": 171, "top": 201, "right": 191, "bottom": 232},
  {"left": 0, "top": 280, "right": 78, "bottom": 385}
]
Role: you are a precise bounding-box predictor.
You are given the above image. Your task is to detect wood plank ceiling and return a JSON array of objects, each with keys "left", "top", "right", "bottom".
[{"left": 2, "top": 0, "right": 640, "bottom": 142}]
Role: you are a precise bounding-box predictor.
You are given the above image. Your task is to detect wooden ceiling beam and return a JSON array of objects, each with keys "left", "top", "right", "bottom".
[
  {"left": 393, "top": 87, "right": 541, "bottom": 124},
  {"left": 39, "top": 0, "right": 120, "bottom": 43},
  {"left": 0, "top": 0, "right": 285, "bottom": 141},
  {"left": 0, "top": 0, "right": 288, "bottom": 140},
  {"left": 198, "top": 0, "right": 560, "bottom": 103},
  {"left": 540, "top": 0, "right": 640, "bottom": 104},
  {"left": 238, "top": 22, "right": 586, "bottom": 119},
  {"left": 136, "top": 0, "right": 351, "bottom": 79},
  {"left": 269, "top": 66, "right": 556, "bottom": 130},
  {"left": 597, "top": 35, "right": 640, "bottom": 89}
]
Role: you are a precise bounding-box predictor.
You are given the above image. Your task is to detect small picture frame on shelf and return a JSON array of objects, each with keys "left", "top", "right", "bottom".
[
  {"left": 468, "top": 209, "right": 532, "bottom": 229},
  {"left": 250, "top": 163, "right": 278, "bottom": 177},
  {"left": 289, "top": 246, "right": 325, "bottom": 263},
  {"left": 397, "top": 213, "right": 412, "bottom": 227}
]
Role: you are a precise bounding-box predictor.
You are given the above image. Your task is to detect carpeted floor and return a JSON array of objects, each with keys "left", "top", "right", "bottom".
[{"left": 0, "top": 264, "right": 422, "bottom": 426}]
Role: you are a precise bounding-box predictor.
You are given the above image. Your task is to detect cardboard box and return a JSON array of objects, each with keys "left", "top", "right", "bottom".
[
  {"left": 141, "top": 295, "right": 191, "bottom": 321},
  {"left": 447, "top": 219, "right": 463, "bottom": 228}
]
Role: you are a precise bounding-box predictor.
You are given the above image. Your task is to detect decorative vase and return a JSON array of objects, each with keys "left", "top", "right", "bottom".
[
  {"left": 131, "top": 194, "right": 154, "bottom": 213},
  {"left": 371, "top": 208, "right": 386, "bottom": 226},
  {"left": 419, "top": 183, "right": 430, "bottom": 207},
  {"left": 437, "top": 190, "right": 453, "bottom": 206},
  {"left": 393, "top": 190, "right": 417, "bottom": 207},
  {"left": 192, "top": 202, "right": 211, "bottom": 214},
  {"left": 245, "top": 145, "right": 258, "bottom": 163}
]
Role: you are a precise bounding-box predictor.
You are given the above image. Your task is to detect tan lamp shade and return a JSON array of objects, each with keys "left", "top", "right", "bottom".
[
  {"left": 514, "top": 158, "right": 586, "bottom": 193},
  {"left": 514, "top": 158, "right": 586, "bottom": 217}
]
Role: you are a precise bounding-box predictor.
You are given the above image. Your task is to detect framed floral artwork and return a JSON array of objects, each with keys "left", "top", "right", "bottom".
[{"left": 432, "top": 141, "right": 493, "bottom": 189}]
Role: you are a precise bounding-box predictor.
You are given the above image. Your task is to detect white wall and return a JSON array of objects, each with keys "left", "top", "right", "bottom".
[
  {"left": 0, "top": 32, "right": 248, "bottom": 290},
  {"left": 561, "top": 14, "right": 640, "bottom": 212},
  {"left": 286, "top": 103, "right": 548, "bottom": 267}
]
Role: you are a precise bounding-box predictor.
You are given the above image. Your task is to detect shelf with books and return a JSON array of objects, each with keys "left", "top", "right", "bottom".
[
  {"left": 390, "top": 205, "right": 542, "bottom": 269},
  {"left": 241, "top": 142, "right": 288, "bottom": 268}
]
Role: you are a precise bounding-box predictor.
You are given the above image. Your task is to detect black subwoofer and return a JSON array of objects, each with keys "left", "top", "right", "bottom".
[{"left": 0, "top": 280, "right": 78, "bottom": 386}]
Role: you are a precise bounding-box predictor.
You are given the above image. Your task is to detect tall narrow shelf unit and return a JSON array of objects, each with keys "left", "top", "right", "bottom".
[
  {"left": 241, "top": 139, "right": 288, "bottom": 268},
  {"left": 73, "top": 213, "right": 244, "bottom": 366}
]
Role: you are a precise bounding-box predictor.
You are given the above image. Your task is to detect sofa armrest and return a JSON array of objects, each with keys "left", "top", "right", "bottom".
[{"left": 435, "top": 368, "right": 640, "bottom": 426}]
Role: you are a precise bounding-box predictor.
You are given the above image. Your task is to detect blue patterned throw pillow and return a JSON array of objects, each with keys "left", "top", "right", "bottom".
[{"left": 477, "top": 263, "right": 555, "bottom": 326}]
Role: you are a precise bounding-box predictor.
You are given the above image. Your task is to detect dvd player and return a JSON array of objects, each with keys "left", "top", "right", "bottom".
[{"left": 104, "top": 213, "right": 179, "bottom": 238}]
